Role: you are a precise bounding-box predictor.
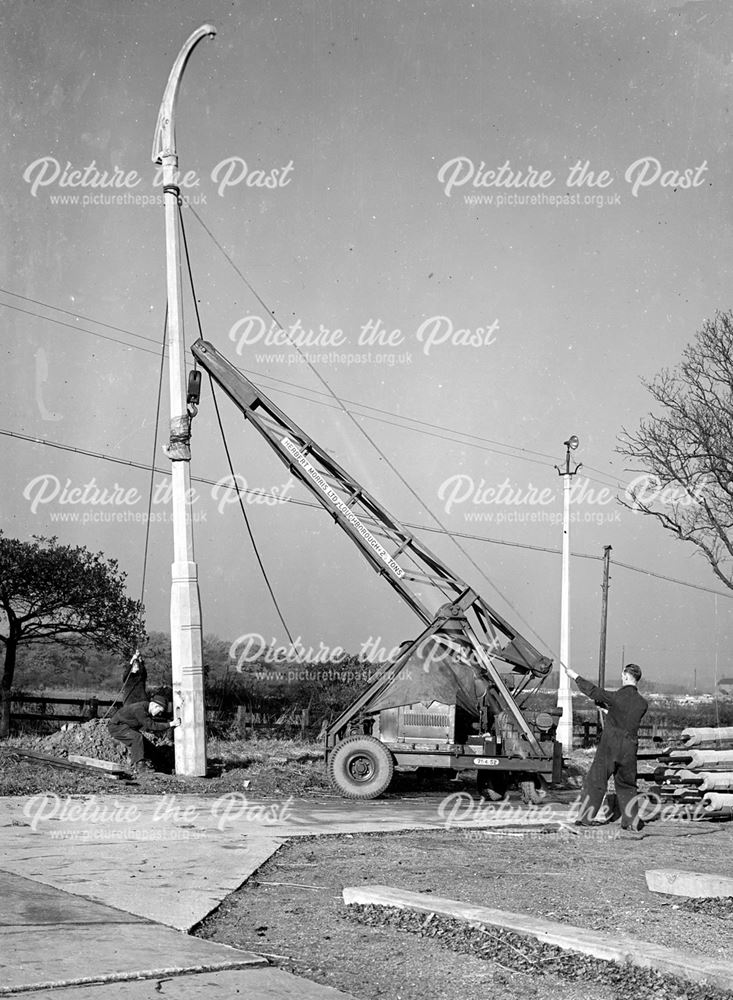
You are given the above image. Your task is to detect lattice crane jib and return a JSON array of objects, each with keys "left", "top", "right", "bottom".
[{"left": 192, "top": 338, "right": 552, "bottom": 750}]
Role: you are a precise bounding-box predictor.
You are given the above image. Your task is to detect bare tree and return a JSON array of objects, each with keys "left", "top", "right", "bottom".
[
  {"left": 618, "top": 311, "right": 733, "bottom": 591},
  {"left": 0, "top": 533, "right": 145, "bottom": 737}
]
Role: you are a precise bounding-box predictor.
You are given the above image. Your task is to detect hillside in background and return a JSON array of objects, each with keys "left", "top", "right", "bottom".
[
  {"left": 11, "top": 637, "right": 719, "bottom": 697},
  {"left": 12, "top": 632, "right": 230, "bottom": 694}
]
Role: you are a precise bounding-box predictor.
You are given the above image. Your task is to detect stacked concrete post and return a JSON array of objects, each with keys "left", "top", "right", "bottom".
[{"left": 657, "top": 726, "right": 733, "bottom": 818}]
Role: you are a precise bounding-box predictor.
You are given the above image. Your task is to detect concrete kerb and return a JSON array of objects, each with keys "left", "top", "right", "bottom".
[
  {"left": 0, "top": 953, "right": 266, "bottom": 998},
  {"left": 343, "top": 884, "right": 733, "bottom": 993},
  {"left": 7, "top": 968, "right": 360, "bottom": 999}
]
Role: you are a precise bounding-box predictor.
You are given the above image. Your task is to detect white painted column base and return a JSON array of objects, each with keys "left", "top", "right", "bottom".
[{"left": 171, "top": 560, "right": 206, "bottom": 776}]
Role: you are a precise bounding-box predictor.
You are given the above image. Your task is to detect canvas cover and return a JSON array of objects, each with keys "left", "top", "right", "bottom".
[{"left": 368, "top": 635, "right": 490, "bottom": 716}]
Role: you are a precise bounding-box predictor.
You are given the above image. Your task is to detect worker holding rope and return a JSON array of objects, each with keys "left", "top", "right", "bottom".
[
  {"left": 121, "top": 650, "right": 148, "bottom": 706},
  {"left": 561, "top": 661, "right": 648, "bottom": 834}
]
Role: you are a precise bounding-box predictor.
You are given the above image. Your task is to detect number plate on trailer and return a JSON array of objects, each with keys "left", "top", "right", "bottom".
[{"left": 474, "top": 758, "right": 500, "bottom": 766}]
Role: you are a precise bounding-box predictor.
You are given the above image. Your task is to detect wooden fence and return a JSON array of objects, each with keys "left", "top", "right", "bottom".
[
  {"left": 10, "top": 695, "right": 679, "bottom": 746},
  {"left": 9, "top": 694, "right": 312, "bottom": 737},
  {"left": 235, "top": 706, "right": 311, "bottom": 739},
  {"left": 10, "top": 694, "right": 116, "bottom": 724},
  {"left": 577, "top": 717, "right": 679, "bottom": 748}
]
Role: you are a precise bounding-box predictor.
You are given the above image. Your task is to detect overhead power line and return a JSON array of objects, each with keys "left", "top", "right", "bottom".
[
  {"left": 0, "top": 287, "right": 623, "bottom": 492},
  {"left": 2, "top": 425, "right": 731, "bottom": 601},
  {"left": 0, "top": 300, "right": 161, "bottom": 358},
  {"left": 0, "top": 427, "right": 316, "bottom": 509},
  {"left": 0, "top": 287, "right": 162, "bottom": 347}
]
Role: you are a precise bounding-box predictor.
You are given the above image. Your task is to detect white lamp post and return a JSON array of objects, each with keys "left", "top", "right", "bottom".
[
  {"left": 152, "top": 25, "right": 216, "bottom": 776},
  {"left": 555, "top": 435, "right": 581, "bottom": 753}
]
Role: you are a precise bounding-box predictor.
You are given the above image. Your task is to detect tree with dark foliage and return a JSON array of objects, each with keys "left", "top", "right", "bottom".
[
  {"left": 618, "top": 311, "right": 733, "bottom": 592},
  {"left": 0, "top": 532, "right": 145, "bottom": 737}
]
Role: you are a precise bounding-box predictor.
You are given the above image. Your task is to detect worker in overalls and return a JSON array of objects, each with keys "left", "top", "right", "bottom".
[
  {"left": 108, "top": 693, "right": 180, "bottom": 775},
  {"left": 562, "top": 662, "right": 648, "bottom": 833}
]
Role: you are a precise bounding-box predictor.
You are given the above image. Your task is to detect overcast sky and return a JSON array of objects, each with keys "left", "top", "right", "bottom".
[{"left": 3, "top": 0, "right": 733, "bottom": 687}]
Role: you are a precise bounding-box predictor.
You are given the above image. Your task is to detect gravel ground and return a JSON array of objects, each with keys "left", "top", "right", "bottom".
[
  {"left": 0, "top": 729, "right": 611, "bottom": 798},
  {"left": 196, "top": 823, "right": 733, "bottom": 1000},
  {"left": 0, "top": 733, "right": 330, "bottom": 796}
]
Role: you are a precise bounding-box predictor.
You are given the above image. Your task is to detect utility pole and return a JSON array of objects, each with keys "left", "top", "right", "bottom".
[
  {"left": 152, "top": 24, "right": 216, "bottom": 776},
  {"left": 598, "top": 545, "right": 612, "bottom": 689},
  {"left": 555, "top": 435, "right": 581, "bottom": 753}
]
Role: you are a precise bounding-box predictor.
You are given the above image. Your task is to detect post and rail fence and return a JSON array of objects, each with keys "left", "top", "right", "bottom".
[
  {"left": 10, "top": 693, "right": 114, "bottom": 724},
  {"left": 8, "top": 694, "right": 313, "bottom": 738},
  {"left": 578, "top": 716, "right": 679, "bottom": 748},
  {"left": 9, "top": 694, "right": 678, "bottom": 747}
]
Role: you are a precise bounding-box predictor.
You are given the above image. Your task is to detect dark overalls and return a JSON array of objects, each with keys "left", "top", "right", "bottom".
[
  {"left": 108, "top": 702, "right": 170, "bottom": 767},
  {"left": 575, "top": 676, "right": 648, "bottom": 829}
]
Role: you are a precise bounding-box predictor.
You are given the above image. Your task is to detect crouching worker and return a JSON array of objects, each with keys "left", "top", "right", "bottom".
[
  {"left": 561, "top": 662, "right": 648, "bottom": 834},
  {"left": 108, "top": 693, "right": 181, "bottom": 776}
]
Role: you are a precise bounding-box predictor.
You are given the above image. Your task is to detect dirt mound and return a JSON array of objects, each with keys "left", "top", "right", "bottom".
[{"left": 40, "top": 719, "right": 130, "bottom": 764}]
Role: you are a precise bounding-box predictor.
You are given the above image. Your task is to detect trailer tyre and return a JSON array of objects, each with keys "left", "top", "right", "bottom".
[{"left": 328, "top": 736, "right": 394, "bottom": 799}]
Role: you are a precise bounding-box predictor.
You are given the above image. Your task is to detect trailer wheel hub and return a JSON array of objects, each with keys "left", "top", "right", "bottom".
[{"left": 348, "top": 755, "right": 374, "bottom": 781}]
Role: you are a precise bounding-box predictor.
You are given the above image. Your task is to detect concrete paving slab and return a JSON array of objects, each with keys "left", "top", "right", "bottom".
[
  {"left": 13, "top": 967, "right": 357, "bottom": 999},
  {"left": 0, "top": 870, "right": 146, "bottom": 926},
  {"left": 0, "top": 793, "right": 573, "bottom": 931},
  {"left": 0, "top": 872, "right": 265, "bottom": 996},
  {"left": 0, "top": 924, "right": 266, "bottom": 994},
  {"left": 0, "top": 833, "right": 286, "bottom": 931}
]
